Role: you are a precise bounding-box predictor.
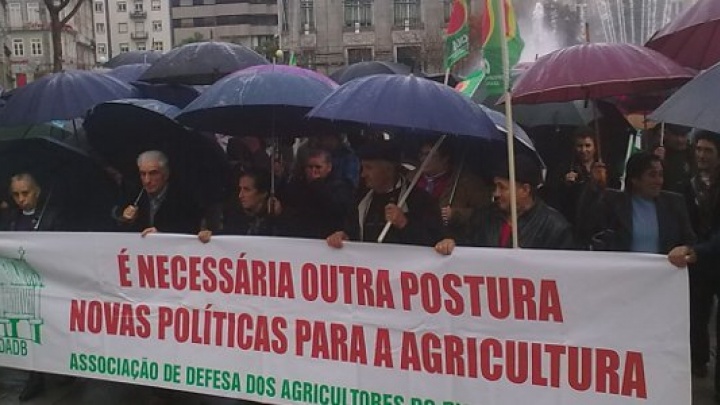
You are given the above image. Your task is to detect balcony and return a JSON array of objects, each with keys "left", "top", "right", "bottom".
[
  {"left": 130, "top": 10, "right": 147, "bottom": 19},
  {"left": 131, "top": 31, "right": 149, "bottom": 40}
]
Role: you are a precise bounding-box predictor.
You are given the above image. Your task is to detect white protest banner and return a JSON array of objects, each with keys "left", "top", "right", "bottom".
[{"left": 0, "top": 232, "right": 689, "bottom": 405}]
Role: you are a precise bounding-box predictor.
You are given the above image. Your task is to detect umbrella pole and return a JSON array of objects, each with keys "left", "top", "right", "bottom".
[
  {"left": 444, "top": 148, "right": 467, "bottom": 227},
  {"left": 593, "top": 103, "right": 603, "bottom": 162},
  {"left": 498, "top": 0, "right": 519, "bottom": 249},
  {"left": 34, "top": 189, "right": 53, "bottom": 231},
  {"left": 660, "top": 122, "right": 666, "bottom": 147},
  {"left": 377, "top": 134, "right": 447, "bottom": 243}
]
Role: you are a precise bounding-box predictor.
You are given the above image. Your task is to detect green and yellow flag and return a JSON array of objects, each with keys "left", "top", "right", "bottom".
[
  {"left": 481, "top": 0, "right": 524, "bottom": 95},
  {"left": 444, "top": 0, "right": 470, "bottom": 70},
  {"left": 288, "top": 51, "right": 297, "bottom": 66},
  {"left": 455, "top": 69, "right": 485, "bottom": 98}
]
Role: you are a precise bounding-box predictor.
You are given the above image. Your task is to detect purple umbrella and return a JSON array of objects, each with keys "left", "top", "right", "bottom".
[
  {"left": 646, "top": 0, "right": 720, "bottom": 70},
  {"left": 239, "top": 64, "right": 338, "bottom": 88},
  {"left": 511, "top": 43, "right": 694, "bottom": 105}
]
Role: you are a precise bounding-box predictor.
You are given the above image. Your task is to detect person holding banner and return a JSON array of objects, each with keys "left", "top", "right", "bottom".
[
  {"left": 326, "top": 140, "right": 442, "bottom": 248},
  {"left": 1, "top": 173, "right": 62, "bottom": 401},
  {"left": 434, "top": 154, "right": 574, "bottom": 255},
  {"left": 586, "top": 152, "right": 695, "bottom": 254},
  {"left": 116, "top": 151, "right": 214, "bottom": 238}
]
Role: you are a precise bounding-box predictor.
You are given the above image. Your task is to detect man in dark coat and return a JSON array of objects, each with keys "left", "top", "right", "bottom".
[
  {"left": 586, "top": 153, "right": 695, "bottom": 254},
  {"left": 116, "top": 150, "right": 211, "bottom": 236},
  {"left": 282, "top": 148, "right": 353, "bottom": 239},
  {"left": 326, "top": 140, "right": 442, "bottom": 248},
  {"left": 1, "top": 173, "right": 63, "bottom": 401},
  {"left": 434, "top": 154, "right": 574, "bottom": 255}
]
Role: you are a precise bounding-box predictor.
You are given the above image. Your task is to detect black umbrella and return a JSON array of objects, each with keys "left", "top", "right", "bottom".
[
  {"left": 84, "top": 99, "right": 230, "bottom": 205},
  {"left": 138, "top": 42, "right": 269, "bottom": 85},
  {"left": 105, "top": 51, "right": 162, "bottom": 68},
  {"left": 329, "top": 61, "right": 422, "bottom": 84},
  {"left": 0, "top": 136, "right": 119, "bottom": 231}
]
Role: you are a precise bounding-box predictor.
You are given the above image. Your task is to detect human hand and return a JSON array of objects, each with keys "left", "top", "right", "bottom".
[
  {"left": 141, "top": 227, "right": 158, "bottom": 237},
  {"left": 326, "top": 231, "right": 348, "bottom": 249},
  {"left": 268, "top": 196, "right": 282, "bottom": 216},
  {"left": 654, "top": 146, "right": 666, "bottom": 161},
  {"left": 565, "top": 171, "right": 578, "bottom": 183},
  {"left": 198, "top": 230, "right": 212, "bottom": 244},
  {"left": 668, "top": 245, "right": 696, "bottom": 268},
  {"left": 122, "top": 205, "right": 138, "bottom": 222},
  {"left": 434, "top": 238, "right": 456, "bottom": 256},
  {"left": 385, "top": 203, "right": 408, "bottom": 229}
]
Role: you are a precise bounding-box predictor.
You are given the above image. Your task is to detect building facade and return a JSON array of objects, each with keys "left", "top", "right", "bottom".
[
  {"left": 93, "top": 0, "right": 172, "bottom": 62},
  {"left": 280, "top": 0, "right": 465, "bottom": 74},
  {"left": 169, "top": 0, "right": 278, "bottom": 50},
  {"left": 0, "top": 0, "right": 12, "bottom": 90},
  {"left": 4, "top": 0, "right": 95, "bottom": 87}
]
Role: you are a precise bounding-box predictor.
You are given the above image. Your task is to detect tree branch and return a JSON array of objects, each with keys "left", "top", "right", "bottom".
[{"left": 61, "top": 0, "right": 87, "bottom": 25}]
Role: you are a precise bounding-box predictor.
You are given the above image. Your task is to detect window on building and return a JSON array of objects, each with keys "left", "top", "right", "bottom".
[
  {"left": 118, "top": 22, "right": 128, "bottom": 33},
  {"left": 117, "top": 1, "right": 127, "bottom": 12},
  {"left": 135, "top": 22, "right": 145, "bottom": 32},
  {"left": 136, "top": 42, "right": 147, "bottom": 50},
  {"left": 94, "top": 1, "right": 104, "bottom": 12},
  {"left": 299, "top": 50, "right": 315, "bottom": 68},
  {"left": 30, "top": 38, "right": 42, "bottom": 56},
  {"left": 152, "top": 41, "right": 164, "bottom": 51},
  {"left": 443, "top": 0, "right": 453, "bottom": 23},
  {"left": 347, "top": 47, "right": 372, "bottom": 64},
  {"left": 134, "top": 2, "right": 143, "bottom": 11},
  {"left": 393, "top": 0, "right": 421, "bottom": 28},
  {"left": 27, "top": 3, "right": 40, "bottom": 24},
  {"left": 12, "top": 38, "right": 24, "bottom": 56},
  {"left": 152, "top": 20, "right": 162, "bottom": 31},
  {"left": 97, "top": 43, "right": 107, "bottom": 54},
  {"left": 96, "top": 22, "right": 105, "bottom": 33},
  {"left": 8, "top": 3, "right": 22, "bottom": 28},
  {"left": 344, "top": 0, "right": 372, "bottom": 28},
  {"left": 396, "top": 45, "right": 421, "bottom": 70},
  {"left": 300, "top": 0, "right": 314, "bottom": 31},
  {"left": 151, "top": 0, "right": 161, "bottom": 10},
  {"left": 119, "top": 43, "right": 130, "bottom": 52}
]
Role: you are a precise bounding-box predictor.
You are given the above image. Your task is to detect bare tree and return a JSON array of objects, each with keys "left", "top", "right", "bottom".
[{"left": 42, "top": 0, "right": 88, "bottom": 72}]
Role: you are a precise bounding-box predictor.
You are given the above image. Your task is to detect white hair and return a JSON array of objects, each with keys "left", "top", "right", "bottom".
[{"left": 137, "top": 150, "right": 169, "bottom": 174}]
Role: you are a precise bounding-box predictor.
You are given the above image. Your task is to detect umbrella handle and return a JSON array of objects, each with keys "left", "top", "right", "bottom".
[{"left": 377, "top": 135, "right": 447, "bottom": 243}]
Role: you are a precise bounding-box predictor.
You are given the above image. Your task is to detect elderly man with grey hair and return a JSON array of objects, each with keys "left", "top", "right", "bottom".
[{"left": 116, "top": 150, "right": 212, "bottom": 236}]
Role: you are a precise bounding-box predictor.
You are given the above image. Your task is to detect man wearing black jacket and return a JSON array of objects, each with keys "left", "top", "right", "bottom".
[
  {"left": 435, "top": 154, "right": 574, "bottom": 255},
  {"left": 326, "top": 140, "right": 442, "bottom": 248}
]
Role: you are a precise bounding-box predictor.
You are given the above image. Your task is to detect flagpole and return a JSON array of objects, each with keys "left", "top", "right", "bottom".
[{"left": 498, "top": 0, "right": 519, "bottom": 249}]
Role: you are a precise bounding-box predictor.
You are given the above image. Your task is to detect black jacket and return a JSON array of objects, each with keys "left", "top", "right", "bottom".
[
  {"left": 586, "top": 189, "right": 696, "bottom": 254},
  {"left": 116, "top": 185, "right": 207, "bottom": 234},
  {"left": 282, "top": 176, "right": 354, "bottom": 239},
  {"left": 343, "top": 184, "right": 443, "bottom": 247},
  {"left": 461, "top": 200, "right": 575, "bottom": 250},
  {"left": 1, "top": 205, "right": 64, "bottom": 232}
]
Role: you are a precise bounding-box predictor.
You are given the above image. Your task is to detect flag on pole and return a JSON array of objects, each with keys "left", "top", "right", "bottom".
[
  {"left": 481, "top": 0, "right": 524, "bottom": 95},
  {"left": 288, "top": 51, "right": 297, "bottom": 66},
  {"left": 455, "top": 69, "right": 485, "bottom": 98},
  {"left": 444, "top": 0, "right": 470, "bottom": 70}
]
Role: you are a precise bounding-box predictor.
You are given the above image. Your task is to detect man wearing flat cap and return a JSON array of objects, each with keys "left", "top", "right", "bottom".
[
  {"left": 326, "top": 140, "right": 443, "bottom": 248},
  {"left": 435, "top": 153, "right": 575, "bottom": 255}
]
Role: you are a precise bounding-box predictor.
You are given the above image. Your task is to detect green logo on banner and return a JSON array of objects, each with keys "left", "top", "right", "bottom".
[{"left": 0, "top": 248, "right": 44, "bottom": 356}]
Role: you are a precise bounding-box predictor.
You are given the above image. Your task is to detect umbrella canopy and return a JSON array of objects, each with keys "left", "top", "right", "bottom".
[
  {"left": 479, "top": 105, "right": 544, "bottom": 164},
  {"left": 131, "top": 81, "right": 201, "bottom": 108},
  {"left": 649, "top": 62, "right": 720, "bottom": 133},
  {"left": 329, "top": 61, "right": 422, "bottom": 84},
  {"left": 646, "top": 0, "right": 720, "bottom": 70},
  {"left": 138, "top": 42, "right": 269, "bottom": 85},
  {"left": 307, "top": 74, "right": 498, "bottom": 140},
  {"left": 84, "top": 99, "right": 230, "bottom": 204},
  {"left": 511, "top": 43, "right": 694, "bottom": 104},
  {"left": 0, "top": 136, "right": 119, "bottom": 231},
  {"left": 105, "top": 51, "right": 162, "bottom": 68},
  {"left": 177, "top": 68, "right": 337, "bottom": 136},
  {"left": 105, "top": 63, "right": 151, "bottom": 83},
  {"left": 240, "top": 64, "right": 338, "bottom": 87},
  {"left": 0, "top": 70, "right": 137, "bottom": 127},
  {"left": 512, "top": 100, "right": 599, "bottom": 128}
]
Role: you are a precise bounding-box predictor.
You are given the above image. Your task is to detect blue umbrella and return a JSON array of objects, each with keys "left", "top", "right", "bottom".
[
  {"left": 131, "top": 81, "right": 201, "bottom": 109},
  {"left": 307, "top": 74, "right": 498, "bottom": 140},
  {"left": 0, "top": 70, "right": 137, "bottom": 127},
  {"left": 105, "top": 63, "right": 151, "bottom": 83},
  {"left": 177, "top": 68, "right": 337, "bottom": 136},
  {"left": 84, "top": 98, "right": 229, "bottom": 205},
  {"left": 105, "top": 50, "right": 162, "bottom": 68}
]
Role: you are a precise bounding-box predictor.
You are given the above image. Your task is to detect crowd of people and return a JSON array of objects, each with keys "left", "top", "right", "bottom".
[{"left": 1, "top": 126, "right": 720, "bottom": 402}]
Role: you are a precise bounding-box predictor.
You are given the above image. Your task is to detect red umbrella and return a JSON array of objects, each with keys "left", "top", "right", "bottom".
[
  {"left": 510, "top": 43, "right": 693, "bottom": 105},
  {"left": 646, "top": 0, "right": 720, "bottom": 70}
]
